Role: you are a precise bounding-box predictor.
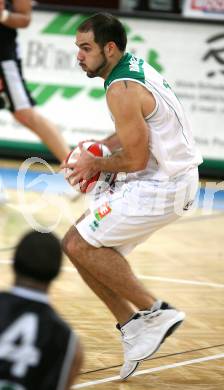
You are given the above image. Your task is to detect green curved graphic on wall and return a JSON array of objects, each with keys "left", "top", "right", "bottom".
[
  {"left": 42, "top": 14, "right": 89, "bottom": 35},
  {"left": 41, "top": 13, "right": 164, "bottom": 74},
  {"left": 147, "top": 49, "right": 164, "bottom": 73},
  {"left": 27, "top": 82, "right": 105, "bottom": 105},
  {"left": 30, "top": 13, "right": 165, "bottom": 105}
]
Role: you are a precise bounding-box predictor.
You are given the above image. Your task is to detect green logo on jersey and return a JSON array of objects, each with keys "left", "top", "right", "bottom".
[{"left": 163, "top": 79, "right": 172, "bottom": 89}]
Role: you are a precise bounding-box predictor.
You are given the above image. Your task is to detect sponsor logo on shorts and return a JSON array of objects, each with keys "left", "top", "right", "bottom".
[
  {"left": 94, "top": 203, "right": 112, "bottom": 221},
  {"left": 89, "top": 219, "right": 100, "bottom": 232},
  {"left": 89, "top": 203, "right": 112, "bottom": 232}
]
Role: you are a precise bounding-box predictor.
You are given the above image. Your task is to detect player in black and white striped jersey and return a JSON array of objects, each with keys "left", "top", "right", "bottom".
[
  {"left": 0, "top": 0, "right": 70, "bottom": 161},
  {"left": 0, "top": 230, "right": 83, "bottom": 390}
]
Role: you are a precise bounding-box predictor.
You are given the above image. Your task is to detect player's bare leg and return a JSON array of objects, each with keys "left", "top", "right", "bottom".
[
  {"left": 67, "top": 257, "right": 135, "bottom": 324},
  {"left": 65, "top": 254, "right": 140, "bottom": 379},
  {"left": 63, "top": 226, "right": 185, "bottom": 380},
  {"left": 13, "top": 108, "right": 70, "bottom": 162},
  {"left": 63, "top": 226, "right": 156, "bottom": 321}
]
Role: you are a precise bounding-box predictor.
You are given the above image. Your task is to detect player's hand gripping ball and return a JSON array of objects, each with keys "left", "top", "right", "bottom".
[{"left": 65, "top": 142, "right": 116, "bottom": 193}]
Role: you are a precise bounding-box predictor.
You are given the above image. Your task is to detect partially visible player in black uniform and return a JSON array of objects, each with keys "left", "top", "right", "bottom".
[
  {"left": 0, "top": 231, "right": 83, "bottom": 390},
  {"left": 0, "top": 0, "right": 70, "bottom": 162}
]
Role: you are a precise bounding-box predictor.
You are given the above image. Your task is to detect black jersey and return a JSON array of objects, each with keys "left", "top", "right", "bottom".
[
  {"left": 0, "top": 0, "right": 19, "bottom": 60},
  {"left": 0, "top": 287, "right": 77, "bottom": 390}
]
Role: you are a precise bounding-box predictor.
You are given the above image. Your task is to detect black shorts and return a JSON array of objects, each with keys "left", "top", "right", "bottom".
[{"left": 0, "top": 59, "right": 35, "bottom": 112}]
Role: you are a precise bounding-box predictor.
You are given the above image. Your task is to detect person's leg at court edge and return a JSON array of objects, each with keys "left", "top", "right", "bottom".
[{"left": 63, "top": 227, "right": 185, "bottom": 380}]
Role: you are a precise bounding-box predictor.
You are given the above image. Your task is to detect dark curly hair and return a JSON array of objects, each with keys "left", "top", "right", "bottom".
[
  {"left": 78, "top": 13, "right": 127, "bottom": 52},
  {"left": 13, "top": 231, "right": 62, "bottom": 283}
]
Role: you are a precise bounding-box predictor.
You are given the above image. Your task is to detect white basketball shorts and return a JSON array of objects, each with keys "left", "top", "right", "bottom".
[{"left": 76, "top": 168, "right": 199, "bottom": 256}]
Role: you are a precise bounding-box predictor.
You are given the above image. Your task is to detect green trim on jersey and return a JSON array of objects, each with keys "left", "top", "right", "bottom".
[{"left": 104, "top": 53, "right": 145, "bottom": 90}]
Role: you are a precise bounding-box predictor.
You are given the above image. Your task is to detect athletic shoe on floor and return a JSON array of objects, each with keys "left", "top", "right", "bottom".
[
  {"left": 118, "top": 301, "right": 185, "bottom": 379},
  {"left": 128, "top": 301, "right": 185, "bottom": 362},
  {"left": 120, "top": 360, "right": 139, "bottom": 380},
  {"left": 117, "top": 314, "right": 142, "bottom": 380}
]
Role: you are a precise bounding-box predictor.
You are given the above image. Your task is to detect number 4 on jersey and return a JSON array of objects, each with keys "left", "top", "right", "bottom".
[{"left": 0, "top": 314, "right": 41, "bottom": 377}]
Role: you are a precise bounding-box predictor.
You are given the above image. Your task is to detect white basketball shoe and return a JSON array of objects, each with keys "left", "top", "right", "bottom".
[{"left": 118, "top": 301, "right": 185, "bottom": 380}]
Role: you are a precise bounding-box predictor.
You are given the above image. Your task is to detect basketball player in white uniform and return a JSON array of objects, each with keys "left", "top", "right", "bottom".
[{"left": 62, "top": 13, "right": 202, "bottom": 380}]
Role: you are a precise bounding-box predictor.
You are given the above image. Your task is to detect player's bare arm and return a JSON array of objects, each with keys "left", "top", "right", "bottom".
[
  {"left": 102, "top": 132, "right": 122, "bottom": 151},
  {"left": 62, "top": 81, "right": 155, "bottom": 184},
  {"left": 78, "top": 133, "right": 121, "bottom": 152},
  {"left": 62, "top": 81, "right": 154, "bottom": 181},
  {"left": 0, "top": 0, "right": 4, "bottom": 13},
  {"left": 86, "top": 80, "right": 154, "bottom": 174},
  {"left": 98, "top": 80, "right": 153, "bottom": 172},
  {"left": 102, "top": 81, "right": 156, "bottom": 156},
  {"left": 0, "top": 0, "right": 31, "bottom": 28}
]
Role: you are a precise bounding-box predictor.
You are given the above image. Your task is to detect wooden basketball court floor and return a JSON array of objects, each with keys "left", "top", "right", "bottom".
[{"left": 0, "top": 158, "right": 224, "bottom": 389}]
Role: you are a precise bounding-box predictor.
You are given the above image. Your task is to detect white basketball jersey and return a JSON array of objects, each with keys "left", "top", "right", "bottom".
[{"left": 104, "top": 53, "right": 203, "bottom": 181}]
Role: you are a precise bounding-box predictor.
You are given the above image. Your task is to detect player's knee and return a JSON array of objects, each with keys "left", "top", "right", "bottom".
[
  {"left": 62, "top": 229, "right": 75, "bottom": 257},
  {"left": 62, "top": 227, "right": 86, "bottom": 259},
  {"left": 13, "top": 108, "right": 36, "bottom": 128}
]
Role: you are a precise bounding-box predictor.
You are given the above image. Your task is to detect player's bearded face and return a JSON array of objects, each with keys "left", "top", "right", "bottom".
[
  {"left": 80, "top": 50, "right": 108, "bottom": 78},
  {"left": 76, "top": 31, "right": 109, "bottom": 78}
]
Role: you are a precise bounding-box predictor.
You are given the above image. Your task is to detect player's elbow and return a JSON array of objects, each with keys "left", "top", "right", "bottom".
[
  {"left": 132, "top": 155, "right": 148, "bottom": 171},
  {"left": 136, "top": 158, "right": 148, "bottom": 171},
  {"left": 135, "top": 150, "right": 149, "bottom": 171},
  {"left": 21, "top": 14, "right": 31, "bottom": 28}
]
